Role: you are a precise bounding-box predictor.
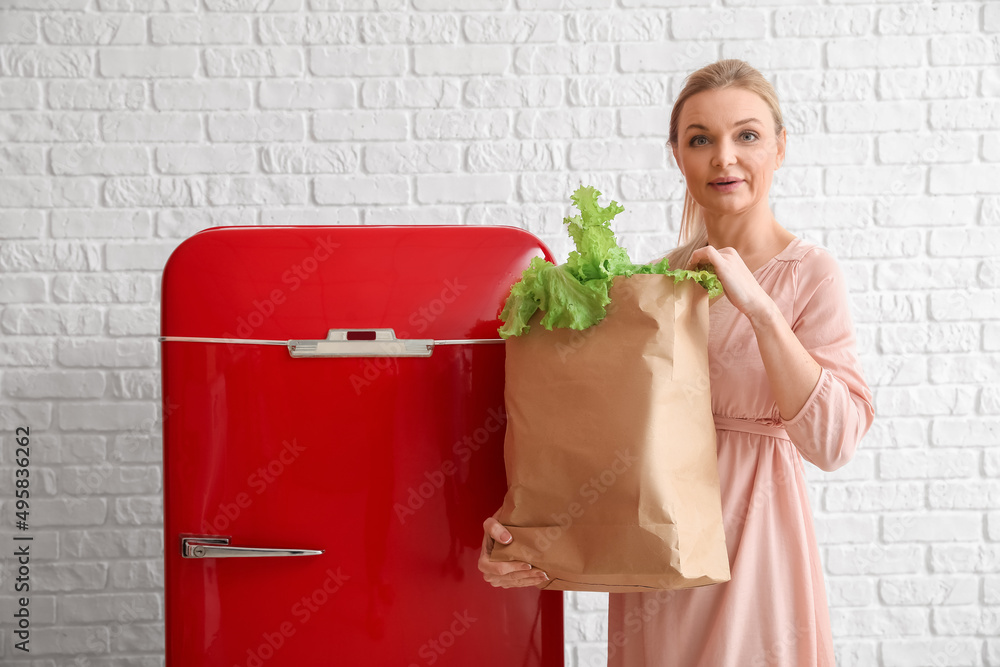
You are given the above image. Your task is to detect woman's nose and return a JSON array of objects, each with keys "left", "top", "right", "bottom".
[{"left": 711, "top": 140, "right": 737, "bottom": 167}]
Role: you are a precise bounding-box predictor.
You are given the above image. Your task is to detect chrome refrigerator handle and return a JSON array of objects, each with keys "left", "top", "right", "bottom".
[
  {"left": 288, "top": 328, "right": 433, "bottom": 358},
  {"left": 287, "top": 328, "right": 502, "bottom": 358},
  {"left": 181, "top": 536, "right": 324, "bottom": 559}
]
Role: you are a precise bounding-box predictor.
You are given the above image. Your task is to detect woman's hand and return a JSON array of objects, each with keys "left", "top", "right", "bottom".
[
  {"left": 478, "top": 513, "right": 549, "bottom": 588},
  {"left": 688, "top": 245, "right": 775, "bottom": 324}
]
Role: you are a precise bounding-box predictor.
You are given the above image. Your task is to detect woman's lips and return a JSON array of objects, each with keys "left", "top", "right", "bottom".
[{"left": 709, "top": 179, "right": 743, "bottom": 193}]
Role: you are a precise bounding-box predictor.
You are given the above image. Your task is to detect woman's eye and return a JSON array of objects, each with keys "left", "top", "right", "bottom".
[{"left": 688, "top": 132, "right": 756, "bottom": 146}]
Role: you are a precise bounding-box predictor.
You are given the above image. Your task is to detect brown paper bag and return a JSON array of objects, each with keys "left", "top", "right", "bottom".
[{"left": 489, "top": 274, "right": 731, "bottom": 593}]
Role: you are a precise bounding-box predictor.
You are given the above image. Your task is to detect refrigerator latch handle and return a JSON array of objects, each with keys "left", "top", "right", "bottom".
[
  {"left": 287, "top": 328, "right": 434, "bottom": 358},
  {"left": 181, "top": 536, "right": 324, "bottom": 559}
]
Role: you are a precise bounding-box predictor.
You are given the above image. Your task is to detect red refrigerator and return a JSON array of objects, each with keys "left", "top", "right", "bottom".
[{"left": 160, "top": 225, "right": 563, "bottom": 666}]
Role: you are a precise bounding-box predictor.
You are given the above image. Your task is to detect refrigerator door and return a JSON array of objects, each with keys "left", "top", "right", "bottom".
[{"left": 161, "top": 226, "right": 562, "bottom": 667}]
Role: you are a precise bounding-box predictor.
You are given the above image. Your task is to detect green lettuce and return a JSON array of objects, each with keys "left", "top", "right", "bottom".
[{"left": 498, "top": 185, "right": 723, "bottom": 338}]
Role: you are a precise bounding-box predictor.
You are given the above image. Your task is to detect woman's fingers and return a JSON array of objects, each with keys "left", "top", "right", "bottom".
[
  {"left": 478, "top": 515, "right": 550, "bottom": 587},
  {"left": 486, "top": 570, "right": 550, "bottom": 589},
  {"left": 687, "top": 245, "right": 714, "bottom": 270},
  {"left": 480, "top": 559, "right": 549, "bottom": 588},
  {"left": 479, "top": 553, "right": 533, "bottom": 577},
  {"left": 478, "top": 520, "right": 526, "bottom": 576},
  {"left": 688, "top": 244, "right": 732, "bottom": 270},
  {"left": 483, "top": 516, "right": 512, "bottom": 545}
]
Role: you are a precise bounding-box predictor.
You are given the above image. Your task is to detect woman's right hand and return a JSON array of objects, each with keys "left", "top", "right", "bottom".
[{"left": 478, "top": 513, "right": 549, "bottom": 588}]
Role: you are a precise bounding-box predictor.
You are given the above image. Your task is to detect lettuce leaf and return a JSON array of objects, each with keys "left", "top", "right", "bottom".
[
  {"left": 563, "top": 186, "right": 632, "bottom": 282},
  {"left": 498, "top": 257, "right": 611, "bottom": 338},
  {"left": 630, "top": 257, "right": 724, "bottom": 298},
  {"left": 498, "top": 185, "right": 723, "bottom": 338}
]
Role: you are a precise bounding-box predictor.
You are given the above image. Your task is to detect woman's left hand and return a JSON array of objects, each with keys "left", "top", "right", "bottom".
[{"left": 688, "top": 245, "right": 772, "bottom": 323}]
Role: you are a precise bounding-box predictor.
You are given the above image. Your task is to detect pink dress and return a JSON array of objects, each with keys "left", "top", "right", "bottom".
[{"left": 607, "top": 237, "right": 875, "bottom": 667}]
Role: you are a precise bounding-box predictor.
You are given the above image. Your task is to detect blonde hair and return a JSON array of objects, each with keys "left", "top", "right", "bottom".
[{"left": 664, "top": 59, "right": 785, "bottom": 270}]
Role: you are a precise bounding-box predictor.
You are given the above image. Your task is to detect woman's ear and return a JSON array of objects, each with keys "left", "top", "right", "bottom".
[
  {"left": 671, "top": 143, "right": 683, "bottom": 175},
  {"left": 774, "top": 127, "right": 786, "bottom": 170}
]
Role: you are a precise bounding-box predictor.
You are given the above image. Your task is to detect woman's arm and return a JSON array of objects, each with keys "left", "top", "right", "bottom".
[
  {"left": 746, "top": 299, "right": 823, "bottom": 421},
  {"left": 689, "top": 245, "right": 822, "bottom": 420},
  {"left": 689, "top": 244, "right": 874, "bottom": 471}
]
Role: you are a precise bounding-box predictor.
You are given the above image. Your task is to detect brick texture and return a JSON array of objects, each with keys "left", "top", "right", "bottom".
[{"left": 0, "top": 4, "right": 997, "bottom": 666}]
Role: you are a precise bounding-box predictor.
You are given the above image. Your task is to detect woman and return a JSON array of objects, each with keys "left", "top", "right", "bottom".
[{"left": 479, "top": 59, "right": 874, "bottom": 667}]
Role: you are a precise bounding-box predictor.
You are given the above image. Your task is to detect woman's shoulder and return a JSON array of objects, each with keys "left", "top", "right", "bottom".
[
  {"left": 777, "top": 237, "right": 853, "bottom": 327},
  {"left": 778, "top": 236, "right": 844, "bottom": 279},
  {"left": 766, "top": 237, "right": 850, "bottom": 315}
]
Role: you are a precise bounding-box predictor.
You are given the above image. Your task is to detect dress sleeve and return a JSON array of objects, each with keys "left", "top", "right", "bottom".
[{"left": 780, "top": 246, "right": 875, "bottom": 472}]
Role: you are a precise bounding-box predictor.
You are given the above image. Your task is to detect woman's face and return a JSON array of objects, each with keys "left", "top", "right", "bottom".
[{"left": 671, "top": 86, "right": 785, "bottom": 220}]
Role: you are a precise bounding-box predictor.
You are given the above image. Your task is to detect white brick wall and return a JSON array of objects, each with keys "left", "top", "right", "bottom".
[{"left": 0, "top": 2, "right": 997, "bottom": 666}]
